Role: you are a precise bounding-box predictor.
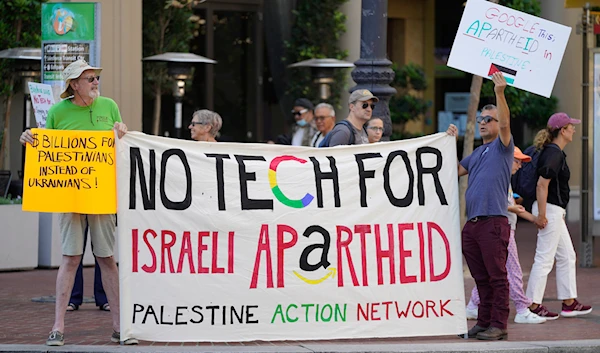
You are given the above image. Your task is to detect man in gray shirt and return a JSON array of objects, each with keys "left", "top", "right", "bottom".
[
  {"left": 447, "top": 72, "right": 513, "bottom": 340},
  {"left": 326, "top": 89, "right": 378, "bottom": 147}
]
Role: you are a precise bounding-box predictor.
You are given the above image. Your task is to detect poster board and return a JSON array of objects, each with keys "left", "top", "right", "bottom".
[{"left": 448, "top": 0, "right": 571, "bottom": 97}]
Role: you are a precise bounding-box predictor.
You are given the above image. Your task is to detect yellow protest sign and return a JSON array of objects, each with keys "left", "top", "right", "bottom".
[{"left": 22, "top": 129, "right": 117, "bottom": 214}]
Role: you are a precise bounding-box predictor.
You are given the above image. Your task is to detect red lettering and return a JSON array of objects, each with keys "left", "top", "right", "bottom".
[
  {"left": 357, "top": 303, "right": 369, "bottom": 320},
  {"left": 375, "top": 224, "right": 396, "bottom": 285},
  {"left": 161, "top": 230, "right": 176, "bottom": 273},
  {"left": 418, "top": 222, "right": 426, "bottom": 282},
  {"left": 142, "top": 229, "right": 157, "bottom": 273},
  {"left": 428, "top": 222, "right": 451, "bottom": 282},
  {"left": 132, "top": 229, "right": 138, "bottom": 272},
  {"left": 197, "top": 231, "right": 210, "bottom": 273},
  {"left": 440, "top": 299, "right": 453, "bottom": 316},
  {"left": 381, "top": 301, "right": 393, "bottom": 320},
  {"left": 412, "top": 301, "right": 424, "bottom": 318},
  {"left": 250, "top": 224, "right": 274, "bottom": 289},
  {"left": 211, "top": 231, "right": 225, "bottom": 274},
  {"left": 398, "top": 223, "right": 417, "bottom": 284},
  {"left": 177, "top": 231, "right": 195, "bottom": 273},
  {"left": 395, "top": 301, "right": 411, "bottom": 318},
  {"left": 228, "top": 231, "right": 234, "bottom": 273},
  {"left": 355, "top": 224, "right": 371, "bottom": 286},
  {"left": 276, "top": 224, "right": 297, "bottom": 288},
  {"left": 426, "top": 300, "right": 439, "bottom": 317},
  {"left": 485, "top": 7, "right": 499, "bottom": 19},
  {"left": 336, "top": 225, "right": 359, "bottom": 287},
  {"left": 370, "top": 302, "right": 381, "bottom": 321}
]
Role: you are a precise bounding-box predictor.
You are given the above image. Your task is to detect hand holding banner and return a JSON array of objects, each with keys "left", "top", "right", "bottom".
[{"left": 22, "top": 129, "right": 117, "bottom": 214}]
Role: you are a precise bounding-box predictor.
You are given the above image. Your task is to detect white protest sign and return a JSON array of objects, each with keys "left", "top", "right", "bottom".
[
  {"left": 27, "top": 82, "right": 55, "bottom": 128},
  {"left": 448, "top": 0, "right": 571, "bottom": 97},
  {"left": 116, "top": 132, "right": 466, "bottom": 342}
]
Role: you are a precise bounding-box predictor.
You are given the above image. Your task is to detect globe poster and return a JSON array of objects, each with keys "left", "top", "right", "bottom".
[{"left": 41, "top": 2, "right": 100, "bottom": 102}]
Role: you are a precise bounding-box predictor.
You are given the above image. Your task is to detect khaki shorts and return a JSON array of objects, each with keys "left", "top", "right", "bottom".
[{"left": 59, "top": 213, "right": 116, "bottom": 258}]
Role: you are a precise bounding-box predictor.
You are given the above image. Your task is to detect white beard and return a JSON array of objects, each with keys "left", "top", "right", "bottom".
[{"left": 88, "top": 89, "right": 100, "bottom": 100}]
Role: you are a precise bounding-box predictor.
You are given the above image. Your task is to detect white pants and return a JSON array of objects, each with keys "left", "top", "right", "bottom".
[{"left": 526, "top": 202, "right": 578, "bottom": 303}]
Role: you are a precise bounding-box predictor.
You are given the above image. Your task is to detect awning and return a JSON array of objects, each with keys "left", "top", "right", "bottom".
[{"left": 565, "top": 0, "right": 600, "bottom": 8}]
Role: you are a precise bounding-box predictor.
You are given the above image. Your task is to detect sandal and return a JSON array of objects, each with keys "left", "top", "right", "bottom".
[
  {"left": 99, "top": 303, "right": 110, "bottom": 311},
  {"left": 66, "top": 303, "right": 78, "bottom": 312}
]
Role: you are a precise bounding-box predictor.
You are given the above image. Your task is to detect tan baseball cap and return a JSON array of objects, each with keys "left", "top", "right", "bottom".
[
  {"left": 348, "top": 89, "right": 379, "bottom": 104},
  {"left": 60, "top": 59, "right": 102, "bottom": 99}
]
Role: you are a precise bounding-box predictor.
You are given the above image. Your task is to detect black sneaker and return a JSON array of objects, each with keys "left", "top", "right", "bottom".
[{"left": 46, "top": 331, "right": 64, "bottom": 346}]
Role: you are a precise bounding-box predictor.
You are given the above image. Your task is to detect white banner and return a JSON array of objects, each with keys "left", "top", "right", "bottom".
[
  {"left": 116, "top": 132, "right": 466, "bottom": 342},
  {"left": 448, "top": 0, "right": 571, "bottom": 97}
]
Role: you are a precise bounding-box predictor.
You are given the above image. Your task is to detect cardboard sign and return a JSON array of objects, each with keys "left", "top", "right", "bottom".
[
  {"left": 448, "top": 0, "right": 571, "bottom": 97},
  {"left": 116, "top": 132, "right": 466, "bottom": 342},
  {"left": 27, "top": 82, "right": 55, "bottom": 128},
  {"left": 22, "top": 129, "right": 117, "bottom": 214}
]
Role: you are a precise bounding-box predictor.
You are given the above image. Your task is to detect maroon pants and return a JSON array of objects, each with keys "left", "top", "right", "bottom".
[{"left": 462, "top": 216, "right": 510, "bottom": 329}]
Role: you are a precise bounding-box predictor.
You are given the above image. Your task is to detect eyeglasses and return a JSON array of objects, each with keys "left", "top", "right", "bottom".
[
  {"left": 361, "top": 103, "right": 375, "bottom": 110},
  {"left": 81, "top": 75, "right": 100, "bottom": 83},
  {"left": 476, "top": 115, "right": 498, "bottom": 124},
  {"left": 190, "top": 121, "right": 208, "bottom": 127},
  {"left": 368, "top": 126, "right": 384, "bottom": 132},
  {"left": 314, "top": 115, "right": 333, "bottom": 121},
  {"left": 291, "top": 109, "right": 308, "bottom": 116},
  {"left": 513, "top": 159, "right": 522, "bottom": 164}
]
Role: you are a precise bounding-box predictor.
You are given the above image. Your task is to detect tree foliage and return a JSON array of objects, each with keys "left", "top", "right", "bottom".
[
  {"left": 0, "top": 0, "right": 47, "bottom": 168},
  {"left": 142, "top": 0, "right": 196, "bottom": 134},
  {"left": 285, "top": 0, "right": 349, "bottom": 109},
  {"left": 480, "top": 0, "right": 557, "bottom": 129},
  {"left": 389, "top": 63, "right": 431, "bottom": 139}
]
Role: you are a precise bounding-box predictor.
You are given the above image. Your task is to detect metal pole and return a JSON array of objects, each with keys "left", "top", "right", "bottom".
[
  {"left": 580, "top": 3, "right": 594, "bottom": 267},
  {"left": 174, "top": 79, "right": 185, "bottom": 139},
  {"left": 350, "top": 0, "right": 397, "bottom": 141}
]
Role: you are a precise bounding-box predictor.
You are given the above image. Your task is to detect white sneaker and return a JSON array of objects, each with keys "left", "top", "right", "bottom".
[
  {"left": 514, "top": 309, "right": 547, "bottom": 324},
  {"left": 465, "top": 307, "right": 478, "bottom": 320}
]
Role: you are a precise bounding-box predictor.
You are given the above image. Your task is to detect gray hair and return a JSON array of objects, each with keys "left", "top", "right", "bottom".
[
  {"left": 192, "top": 109, "right": 223, "bottom": 137},
  {"left": 481, "top": 104, "right": 497, "bottom": 111},
  {"left": 315, "top": 103, "right": 335, "bottom": 117}
]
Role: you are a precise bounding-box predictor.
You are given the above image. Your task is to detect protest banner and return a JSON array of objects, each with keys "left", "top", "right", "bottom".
[
  {"left": 116, "top": 132, "right": 467, "bottom": 342},
  {"left": 27, "top": 82, "right": 55, "bottom": 128},
  {"left": 22, "top": 129, "right": 117, "bottom": 214},
  {"left": 447, "top": 0, "right": 572, "bottom": 97}
]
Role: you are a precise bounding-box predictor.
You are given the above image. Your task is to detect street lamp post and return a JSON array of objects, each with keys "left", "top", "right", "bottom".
[
  {"left": 351, "top": 0, "right": 396, "bottom": 141},
  {"left": 0, "top": 47, "right": 41, "bottom": 174},
  {"left": 142, "top": 52, "right": 217, "bottom": 138},
  {"left": 288, "top": 58, "right": 355, "bottom": 100}
]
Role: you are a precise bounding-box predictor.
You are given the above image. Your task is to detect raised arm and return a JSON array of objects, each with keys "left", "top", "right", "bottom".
[{"left": 492, "top": 72, "right": 511, "bottom": 147}]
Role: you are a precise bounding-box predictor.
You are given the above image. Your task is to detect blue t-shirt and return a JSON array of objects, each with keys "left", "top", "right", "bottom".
[{"left": 460, "top": 136, "right": 514, "bottom": 220}]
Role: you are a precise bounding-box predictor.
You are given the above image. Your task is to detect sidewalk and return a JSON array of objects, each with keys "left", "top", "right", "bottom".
[{"left": 0, "top": 221, "right": 599, "bottom": 352}]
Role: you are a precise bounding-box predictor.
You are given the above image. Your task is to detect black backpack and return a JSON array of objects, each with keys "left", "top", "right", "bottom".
[
  {"left": 319, "top": 120, "right": 361, "bottom": 147},
  {"left": 511, "top": 144, "right": 564, "bottom": 203}
]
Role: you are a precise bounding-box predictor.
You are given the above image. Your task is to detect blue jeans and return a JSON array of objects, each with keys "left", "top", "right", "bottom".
[{"left": 69, "top": 226, "right": 107, "bottom": 307}]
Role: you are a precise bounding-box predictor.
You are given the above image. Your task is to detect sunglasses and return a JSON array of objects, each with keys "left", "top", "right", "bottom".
[
  {"left": 359, "top": 102, "right": 375, "bottom": 110},
  {"left": 291, "top": 109, "right": 308, "bottom": 116},
  {"left": 81, "top": 75, "right": 100, "bottom": 83},
  {"left": 368, "top": 126, "right": 384, "bottom": 132},
  {"left": 314, "top": 115, "right": 333, "bottom": 121},
  {"left": 476, "top": 115, "right": 498, "bottom": 124},
  {"left": 190, "top": 121, "right": 208, "bottom": 127}
]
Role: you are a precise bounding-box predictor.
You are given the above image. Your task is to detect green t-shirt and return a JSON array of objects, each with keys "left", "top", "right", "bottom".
[{"left": 46, "top": 96, "right": 122, "bottom": 131}]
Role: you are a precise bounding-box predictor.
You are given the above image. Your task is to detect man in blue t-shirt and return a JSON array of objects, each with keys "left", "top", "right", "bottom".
[{"left": 447, "top": 72, "right": 514, "bottom": 340}]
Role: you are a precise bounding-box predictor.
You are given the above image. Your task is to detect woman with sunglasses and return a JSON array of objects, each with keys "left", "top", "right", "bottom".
[
  {"left": 189, "top": 109, "right": 223, "bottom": 142},
  {"left": 366, "top": 117, "right": 384, "bottom": 143},
  {"left": 525, "top": 113, "right": 592, "bottom": 319}
]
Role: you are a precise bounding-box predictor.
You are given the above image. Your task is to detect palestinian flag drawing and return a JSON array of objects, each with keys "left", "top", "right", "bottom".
[{"left": 488, "top": 63, "right": 516, "bottom": 84}]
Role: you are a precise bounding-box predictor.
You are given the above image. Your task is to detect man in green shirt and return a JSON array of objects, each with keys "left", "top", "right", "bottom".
[{"left": 20, "top": 60, "right": 133, "bottom": 346}]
